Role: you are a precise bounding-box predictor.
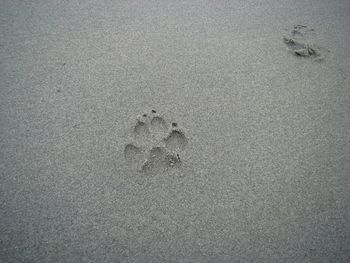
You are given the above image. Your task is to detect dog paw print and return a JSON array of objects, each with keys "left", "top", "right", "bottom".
[
  {"left": 283, "top": 25, "right": 326, "bottom": 61},
  {"left": 124, "top": 110, "right": 188, "bottom": 174}
]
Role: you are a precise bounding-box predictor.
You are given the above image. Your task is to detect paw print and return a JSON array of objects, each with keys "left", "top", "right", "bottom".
[
  {"left": 124, "top": 110, "right": 188, "bottom": 174},
  {"left": 283, "top": 25, "right": 325, "bottom": 61}
]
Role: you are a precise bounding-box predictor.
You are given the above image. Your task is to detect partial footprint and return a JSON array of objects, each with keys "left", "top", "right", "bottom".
[
  {"left": 150, "top": 115, "right": 168, "bottom": 140},
  {"left": 133, "top": 120, "right": 152, "bottom": 145},
  {"left": 149, "top": 146, "right": 167, "bottom": 159},
  {"left": 290, "top": 25, "right": 314, "bottom": 36},
  {"left": 124, "top": 144, "right": 145, "bottom": 168},
  {"left": 141, "top": 147, "right": 181, "bottom": 174},
  {"left": 283, "top": 37, "right": 306, "bottom": 50},
  {"left": 141, "top": 146, "right": 168, "bottom": 174},
  {"left": 164, "top": 129, "right": 188, "bottom": 152},
  {"left": 283, "top": 37, "right": 320, "bottom": 58}
]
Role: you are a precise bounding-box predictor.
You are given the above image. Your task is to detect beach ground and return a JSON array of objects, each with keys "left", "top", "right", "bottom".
[{"left": 1, "top": 0, "right": 349, "bottom": 262}]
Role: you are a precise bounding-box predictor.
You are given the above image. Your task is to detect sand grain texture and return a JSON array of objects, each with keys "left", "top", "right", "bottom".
[{"left": 1, "top": 0, "right": 350, "bottom": 262}]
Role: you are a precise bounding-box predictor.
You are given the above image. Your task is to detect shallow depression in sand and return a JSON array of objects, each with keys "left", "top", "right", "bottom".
[{"left": 164, "top": 130, "right": 188, "bottom": 152}]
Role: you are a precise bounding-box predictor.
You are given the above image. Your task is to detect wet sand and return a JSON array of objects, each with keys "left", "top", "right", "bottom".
[{"left": 1, "top": 0, "right": 350, "bottom": 262}]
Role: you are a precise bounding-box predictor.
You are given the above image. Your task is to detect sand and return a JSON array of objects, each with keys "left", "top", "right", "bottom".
[{"left": 1, "top": 0, "right": 349, "bottom": 262}]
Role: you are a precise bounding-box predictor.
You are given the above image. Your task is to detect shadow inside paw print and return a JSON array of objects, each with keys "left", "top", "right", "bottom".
[{"left": 124, "top": 110, "right": 188, "bottom": 174}]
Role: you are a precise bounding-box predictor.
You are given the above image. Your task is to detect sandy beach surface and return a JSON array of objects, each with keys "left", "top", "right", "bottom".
[{"left": 1, "top": 0, "right": 349, "bottom": 262}]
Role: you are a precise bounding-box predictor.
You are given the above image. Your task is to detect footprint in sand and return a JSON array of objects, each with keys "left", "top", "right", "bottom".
[
  {"left": 283, "top": 25, "right": 325, "bottom": 61},
  {"left": 124, "top": 110, "right": 188, "bottom": 175}
]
